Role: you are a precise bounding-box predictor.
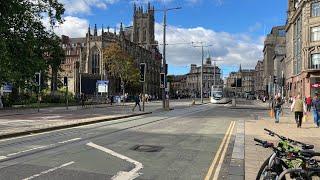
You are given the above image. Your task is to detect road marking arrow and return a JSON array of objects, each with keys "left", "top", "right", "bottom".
[{"left": 86, "top": 142, "right": 143, "bottom": 180}]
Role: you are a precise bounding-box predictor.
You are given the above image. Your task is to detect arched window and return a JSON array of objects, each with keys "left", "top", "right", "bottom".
[{"left": 91, "top": 47, "right": 100, "bottom": 74}]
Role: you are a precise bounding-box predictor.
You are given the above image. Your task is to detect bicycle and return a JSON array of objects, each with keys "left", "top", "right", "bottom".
[{"left": 255, "top": 129, "right": 314, "bottom": 180}]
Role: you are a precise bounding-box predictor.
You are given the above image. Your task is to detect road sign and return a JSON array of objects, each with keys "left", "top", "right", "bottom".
[
  {"left": 160, "top": 73, "right": 165, "bottom": 88},
  {"left": 2, "top": 83, "right": 12, "bottom": 93},
  {"left": 139, "top": 63, "right": 146, "bottom": 82},
  {"left": 97, "top": 80, "right": 109, "bottom": 93}
]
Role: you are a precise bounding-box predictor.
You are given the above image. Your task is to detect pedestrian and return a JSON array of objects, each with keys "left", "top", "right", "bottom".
[
  {"left": 272, "top": 95, "right": 284, "bottom": 123},
  {"left": 291, "top": 94, "right": 306, "bottom": 128},
  {"left": 311, "top": 92, "right": 320, "bottom": 128},
  {"left": 80, "top": 93, "right": 86, "bottom": 108},
  {"left": 110, "top": 95, "right": 114, "bottom": 105},
  {"left": 306, "top": 96, "right": 312, "bottom": 112},
  {"left": 132, "top": 94, "right": 141, "bottom": 112}
]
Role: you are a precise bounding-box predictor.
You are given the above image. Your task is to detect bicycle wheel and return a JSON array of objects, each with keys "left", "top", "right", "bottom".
[{"left": 256, "top": 156, "right": 285, "bottom": 180}]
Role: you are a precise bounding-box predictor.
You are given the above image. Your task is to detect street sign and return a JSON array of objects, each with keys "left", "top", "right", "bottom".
[
  {"left": 97, "top": 80, "right": 108, "bottom": 93},
  {"left": 160, "top": 73, "right": 165, "bottom": 88},
  {"left": 2, "top": 83, "right": 12, "bottom": 93},
  {"left": 139, "top": 63, "right": 146, "bottom": 82}
]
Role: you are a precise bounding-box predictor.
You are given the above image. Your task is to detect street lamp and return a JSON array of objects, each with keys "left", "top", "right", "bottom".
[{"left": 155, "top": 6, "right": 182, "bottom": 109}]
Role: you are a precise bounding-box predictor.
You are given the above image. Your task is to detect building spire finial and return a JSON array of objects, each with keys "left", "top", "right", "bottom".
[{"left": 94, "top": 24, "right": 97, "bottom": 36}]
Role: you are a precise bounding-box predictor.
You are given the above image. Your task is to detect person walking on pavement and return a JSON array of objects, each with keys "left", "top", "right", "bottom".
[
  {"left": 272, "top": 94, "right": 284, "bottom": 123},
  {"left": 291, "top": 94, "right": 306, "bottom": 128},
  {"left": 311, "top": 92, "right": 320, "bottom": 128},
  {"left": 306, "top": 96, "right": 312, "bottom": 112},
  {"left": 132, "top": 94, "right": 141, "bottom": 112},
  {"left": 80, "top": 93, "right": 86, "bottom": 108}
]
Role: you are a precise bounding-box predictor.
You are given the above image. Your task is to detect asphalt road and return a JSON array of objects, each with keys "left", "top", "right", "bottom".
[{"left": 0, "top": 103, "right": 255, "bottom": 180}]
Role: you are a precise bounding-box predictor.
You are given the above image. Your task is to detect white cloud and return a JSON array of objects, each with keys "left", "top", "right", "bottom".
[
  {"left": 249, "top": 22, "right": 263, "bottom": 32},
  {"left": 43, "top": 16, "right": 89, "bottom": 37},
  {"left": 60, "top": 0, "right": 120, "bottom": 15},
  {"left": 154, "top": 23, "right": 263, "bottom": 69}
]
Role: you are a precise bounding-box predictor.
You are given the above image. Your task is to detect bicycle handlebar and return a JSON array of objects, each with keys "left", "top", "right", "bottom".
[
  {"left": 254, "top": 138, "right": 266, "bottom": 144},
  {"left": 264, "top": 128, "right": 313, "bottom": 148}
]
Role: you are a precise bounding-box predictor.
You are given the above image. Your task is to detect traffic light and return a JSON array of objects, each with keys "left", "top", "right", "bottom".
[
  {"left": 160, "top": 73, "right": 165, "bottom": 88},
  {"left": 35, "top": 72, "right": 41, "bottom": 86},
  {"left": 64, "top": 76, "right": 68, "bottom": 86},
  {"left": 273, "top": 76, "right": 277, "bottom": 84},
  {"left": 139, "top": 63, "right": 146, "bottom": 82},
  {"left": 165, "top": 64, "right": 168, "bottom": 75}
]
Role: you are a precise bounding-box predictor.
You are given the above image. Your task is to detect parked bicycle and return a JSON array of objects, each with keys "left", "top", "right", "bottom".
[{"left": 255, "top": 129, "right": 318, "bottom": 180}]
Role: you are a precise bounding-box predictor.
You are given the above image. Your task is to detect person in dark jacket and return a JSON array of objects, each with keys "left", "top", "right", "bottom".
[
  {"left": 272, "top": 95, "right": 284, "bottom": 123},
  {"left": 132, "top": 94, "right": 141, "bottom": 112},
  {"left": 311, "top": 93, "right": 320, "bottom": 128}
]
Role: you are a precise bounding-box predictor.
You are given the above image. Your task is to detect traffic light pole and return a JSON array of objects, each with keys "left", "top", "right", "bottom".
[{"left": 159, "top": 7, "right": 181, "bottom": 110}]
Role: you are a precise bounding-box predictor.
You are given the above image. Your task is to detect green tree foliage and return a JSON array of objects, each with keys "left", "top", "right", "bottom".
[
  {"left": 103, "top": 43, "right": 140, "bottom": 95},
  {"left": 0, "top": 0, "right": 65, "bottom": 88}
]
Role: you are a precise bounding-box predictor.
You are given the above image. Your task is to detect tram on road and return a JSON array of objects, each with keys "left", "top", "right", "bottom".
[{"left": 210, "top": 85, "right": 232, "bottom": 104}]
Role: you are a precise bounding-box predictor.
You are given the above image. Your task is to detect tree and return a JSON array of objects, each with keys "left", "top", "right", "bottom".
[
  {"left": 45, "top": 35, "right": 65, "bottom": 93},
  {"left": 0, "top": 0, "right": 64, "bottom": 88},
  {"left": 103, "top": 43, "right": 140, "bottom": 99}
]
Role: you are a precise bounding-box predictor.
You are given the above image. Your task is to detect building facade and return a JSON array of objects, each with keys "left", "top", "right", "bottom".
[
  {"left": 263, "top": 26, "right": 286, "bottom": 96},
  {"left": 169, "top": 75, "right": 188, "bottom": 98},
  {"left": 59, "top": 3, "right": 162, "bottom": 97},
  {"left": 285, "top": 0, "right": 320, "bottom": 97},
  {"left": 226, "top": 66, "right": 255, "bottom": 97},
  {"left": 254, "top": 60, "right": 265, "bottom": 97},
  {"left": 186, "top": 58, "right": 223, "bottom": 97}
]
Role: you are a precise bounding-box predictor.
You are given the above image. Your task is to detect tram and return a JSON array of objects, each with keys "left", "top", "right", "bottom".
[{"left": 210, "top": 85, "right": 232, "bottom": 104}]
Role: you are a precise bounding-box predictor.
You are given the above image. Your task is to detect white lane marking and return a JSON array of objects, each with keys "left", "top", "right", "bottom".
[
  {"left": 212, "top": 121, "right": 236, "bottom": 180},
  {"left": 86, "top": 142, "right": 143, "bottom": 180},
  {"left": 0, "top": 156, "right": 7, "bottom": 160},
  {"left": 7, "top": 145, "right": 47, "bottom": 156},
  {"left": 22, "top": 161, "right": 74, "bottom": 180},
  {"left": 58, "top": 138, "right": 81, "bottom": 144},
  {"left": 0, "top": 138, "right": 81, "bottom": 159}
]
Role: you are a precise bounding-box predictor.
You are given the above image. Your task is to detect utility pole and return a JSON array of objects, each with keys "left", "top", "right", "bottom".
[
  {"left": 156, "top": 6, "right": 181, "bottom": 109},
  {"left": 192, "top": 42, "right": 212, "bottom": 104}
]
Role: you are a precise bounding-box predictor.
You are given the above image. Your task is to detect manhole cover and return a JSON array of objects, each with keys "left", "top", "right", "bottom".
[{"left": 130, "top": 145, "right": 163, "bottom": 152}]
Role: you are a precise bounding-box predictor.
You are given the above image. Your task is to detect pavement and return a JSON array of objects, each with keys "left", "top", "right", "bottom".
[{"left": 244, "top": 101, "right": 320, "bottom": 180}]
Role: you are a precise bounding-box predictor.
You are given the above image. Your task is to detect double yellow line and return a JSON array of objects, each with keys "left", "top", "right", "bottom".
[{"left": 204, "top": 121, "right": 236, "bottom": 180}]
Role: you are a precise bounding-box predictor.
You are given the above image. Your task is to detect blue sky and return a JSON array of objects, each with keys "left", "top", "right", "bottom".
[{"left": 53, "top": 0, "right": 287, "bottom": 76}]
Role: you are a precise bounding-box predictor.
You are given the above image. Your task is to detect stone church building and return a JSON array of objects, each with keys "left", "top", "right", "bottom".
[{"left": 59, "top": 3, "right": 162, "bottom": 97}]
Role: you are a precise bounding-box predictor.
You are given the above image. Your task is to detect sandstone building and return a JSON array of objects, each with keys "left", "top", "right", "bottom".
[
  {"left": 59, "top": 3, "right": 162, "bottom": 97},
  {"left": 285, "top": 0, "right": 320, "bottom": 97}
]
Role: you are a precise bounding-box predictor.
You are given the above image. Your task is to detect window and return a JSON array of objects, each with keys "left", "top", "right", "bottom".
[
  {"left": 312, "top": 2, "right": 320, "bottom": 17},
  {"left": 278, "top": 30, "right": 286, "bottom": 37},
  {"left": 311, "top": 53, "right": 320, "bottom": 69},
  {"left": 311, "top": 26, "right": 320, "bottom": 41}
]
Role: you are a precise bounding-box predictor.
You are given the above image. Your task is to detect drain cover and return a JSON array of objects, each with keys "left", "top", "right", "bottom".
[{"left": 131, "top": 145, "right": 163, "bottom": 152}]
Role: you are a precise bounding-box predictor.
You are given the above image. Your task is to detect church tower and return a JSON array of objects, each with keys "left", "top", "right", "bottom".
[{"left": 132, "top": 2, "right": 155, "bottom": 49}]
